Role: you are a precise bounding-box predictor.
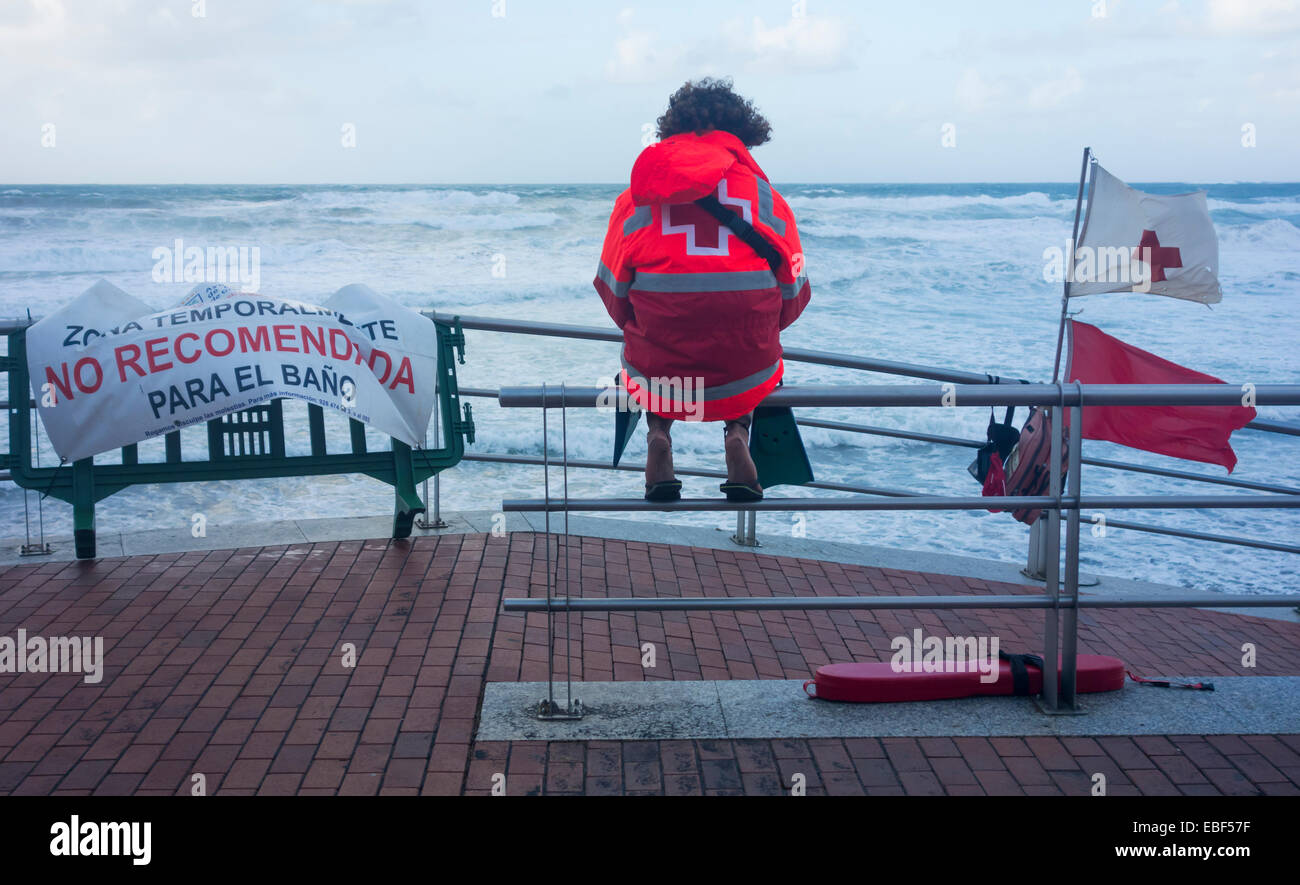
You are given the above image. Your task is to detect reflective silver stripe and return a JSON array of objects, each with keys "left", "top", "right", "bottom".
[
  {"left": 632, "top": 270, "right": 777, "bottom": 293},
  {"left": 596, "top": 262, "right": 632, "bottom": 298},
  {"left": 779, "top": 274, "right": 809, "bottom": 300},
  {"left": 622, "top": 351, "right": 782, "bottom": 402},
  {"left": 623, "top": 205, "right": 652, "bottom": 235},
  {"left": 755, "top": 178, "right": 786, "bottom": 237}
]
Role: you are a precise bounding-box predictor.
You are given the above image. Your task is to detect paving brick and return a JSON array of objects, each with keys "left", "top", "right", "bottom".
[
  {"left": 899, "top": 770, "right": 945, "bottom": 796},
  {"left": 664, "top": 773, "right": 704, "bottom": 795},
  {"left": 1097, "top": 736, "right": 1156, "bottom": 769},
  {"left": 1025, "top": 736, "right": 1078, "bottom": 771},
  {"left": 1128, "top": 768, "right": 1181, "bottom": 796},
  {"left": 952, "top": 737, "right": 1005, "bottom": 771},
  {"left": 1226, "top": 753, "right": 1285, "bottom": 783},
  {"left": 1004, "top": 756, "right": 1053, "bottom": 787},
  {"left": 975, "top": 770, "right": 1024, "bottom": 795},
  {"left": 882, "top": 738, "right": 930, "bottom": 772},
  {"left": 929, "top": 756, "right": 978, "bottom": 786}
]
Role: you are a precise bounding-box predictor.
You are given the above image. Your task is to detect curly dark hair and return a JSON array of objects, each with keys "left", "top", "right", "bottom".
[{"left": 655, "top": 78, "right": 772, "bottom": 148}]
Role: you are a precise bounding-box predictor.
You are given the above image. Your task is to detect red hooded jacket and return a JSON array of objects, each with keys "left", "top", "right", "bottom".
[{"left": 593, "top": 130, "right": 811, "bottom": 421}]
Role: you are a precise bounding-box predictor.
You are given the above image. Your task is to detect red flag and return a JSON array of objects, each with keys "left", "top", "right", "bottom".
[{"left": 1066, "top": 321, "right": 1255, "bottom": 472}]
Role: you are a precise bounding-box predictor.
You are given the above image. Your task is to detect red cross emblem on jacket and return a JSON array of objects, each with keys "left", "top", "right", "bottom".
[{"left": 593, "top": 131, "right": 811, "bottom": 421}]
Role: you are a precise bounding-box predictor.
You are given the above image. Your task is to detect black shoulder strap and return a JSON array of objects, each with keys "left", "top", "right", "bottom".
[
  {"left": 694, "top": 194, "right": 784, "bottom": 275},
  {"left": 980, "top": 376, "right": 1019, "bottom": 428},
  {"left": 999, "top": 650, "right": 1045, "bottom": 696}
]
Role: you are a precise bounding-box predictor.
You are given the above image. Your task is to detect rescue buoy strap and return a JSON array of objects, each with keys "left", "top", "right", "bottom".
[{"left": 998, "top": 650, "right": 1044, "bottom": 697}]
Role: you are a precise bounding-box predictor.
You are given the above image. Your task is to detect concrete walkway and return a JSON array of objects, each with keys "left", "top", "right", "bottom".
[{"left": 4, "top": 509, "right": 1295, "bottom": 621}]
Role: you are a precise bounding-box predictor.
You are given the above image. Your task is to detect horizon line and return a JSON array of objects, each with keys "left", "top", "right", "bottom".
[{"left": 4, "top": 180, "right": 1298, "bottom": 188}]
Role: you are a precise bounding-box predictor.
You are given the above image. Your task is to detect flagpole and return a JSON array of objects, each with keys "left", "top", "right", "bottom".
[{"left": 1052, "top": 146, "right": 1092, "bottom": 383}]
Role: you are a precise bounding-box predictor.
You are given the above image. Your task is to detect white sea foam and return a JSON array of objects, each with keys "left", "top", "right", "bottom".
[
  {"left": 1217, "top": 218, "right": 1300, "bottom": 250},
  {"left": 786, "top": 190, "right": 1064, "bottom": 213},
  {"left": 1208, "top": 197, "right": 1300, "bottom": 216}
]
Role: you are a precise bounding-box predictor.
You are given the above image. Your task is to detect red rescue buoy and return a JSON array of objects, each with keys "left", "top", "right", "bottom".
[{"left": 804, "top": 654, "right": 1125, "bottom": 702}]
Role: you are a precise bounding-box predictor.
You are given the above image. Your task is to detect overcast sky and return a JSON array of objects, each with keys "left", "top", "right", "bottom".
[{"left": 2, "top": 0, "right": 1298, "bottom": 183}]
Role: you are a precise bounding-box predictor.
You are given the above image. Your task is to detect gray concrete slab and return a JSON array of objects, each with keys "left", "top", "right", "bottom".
[
  {"left": 476, "top": 681, "right": 726, "bottom": 742},
  {"left": 458, "top": 511, "right": 501, "bottom": 534},
  {"left": 119, "top": 520, "right": 309, "bottom": 557},
  {"left": 295, "top": 515, "right": 393, "bottom": 544},
  {"left": 476, "top": 677, "right": 1300, "bottom": 742}
]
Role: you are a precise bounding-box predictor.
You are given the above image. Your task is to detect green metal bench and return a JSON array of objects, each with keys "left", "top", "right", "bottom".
[{"left": 3, "top": 315, "right": 475, "bottom": 559}]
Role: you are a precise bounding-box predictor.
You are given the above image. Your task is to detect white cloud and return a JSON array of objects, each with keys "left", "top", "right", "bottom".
[
  {"left": 722, "top": 15, "right": 854, "bottom": 71},
  {"left": 604, "top": 29, "right": 685, "bottom": 84},
  {"left": 1028, "top": 67, "right": 1084, "bottom": 109},
  {"left": 603, "top": 11, "right": 855, "bottom": 83},
  {"left": 1207, "top": 0, "right": 1300, "bottom": 32},
  {"left": 602, "top": 7, "right": 687, "bottom": 84},
  {"left": 0, "top": 0, "right": 67, "bottom": 58},
  {"left": 955, "top": 68, "right": 1000, "bottom": 113}
]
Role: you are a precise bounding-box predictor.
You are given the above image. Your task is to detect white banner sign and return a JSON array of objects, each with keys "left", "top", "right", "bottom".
[{"left": 26, "top": 281, "right": 438, "bottom": 463}]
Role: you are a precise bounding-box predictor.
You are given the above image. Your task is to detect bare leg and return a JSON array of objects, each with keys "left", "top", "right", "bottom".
[
  {"left": 723, "top": 413, "right": 760, "bottom": 490},
  {"left": 645, "top": 412, "right": 676, "bottom": 488}
]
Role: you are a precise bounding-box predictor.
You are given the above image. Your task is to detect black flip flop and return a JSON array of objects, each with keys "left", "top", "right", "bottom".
[
  {"left": 644, "top": 480, "right": 683, "bottom": 502},
  {"left": 719, "top": 481, "right": 763, "bottom": 503}
]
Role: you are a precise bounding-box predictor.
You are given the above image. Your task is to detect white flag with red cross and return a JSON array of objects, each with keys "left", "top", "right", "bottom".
[{"left": 1068, "top": 163, "right": 1222, "bottom": 304}]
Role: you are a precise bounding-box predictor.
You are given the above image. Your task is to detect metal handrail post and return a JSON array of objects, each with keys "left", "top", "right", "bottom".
[
  {"left": 431, "top": 362, "right": 446, "bottom": 528},
  {"left": 541, "top": 384, "right": 557, "bottom": 717},
  {"left": 533, "top": 384, "right": 581, "bottom": 720},
  {"left": 1040, "top": 398, "right": 1063, "bottom": 711},
  {"left": 731, "top": 509, "right": 760, "bottom": 547},
  {"left": 1061, "top": 389, "right": 1084, "bottom": 709},
  {"left": 418, "top": 361, "right": 447, "bottom": 529},
  {"left": 1025, "top": 519, "right": 1045, "bottom": 580}
]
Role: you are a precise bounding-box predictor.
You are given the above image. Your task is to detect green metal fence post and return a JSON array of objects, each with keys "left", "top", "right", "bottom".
[
  {"left": 71, "top": 457, "right": 96, "bottom": 559},
  {"left": 390, "top": 439, "right": 425, "bottom": 538}
]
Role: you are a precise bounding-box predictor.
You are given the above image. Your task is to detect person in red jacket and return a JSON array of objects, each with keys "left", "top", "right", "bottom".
[{"left": 594, "top": 78, "right": 811, "bottom": 502}]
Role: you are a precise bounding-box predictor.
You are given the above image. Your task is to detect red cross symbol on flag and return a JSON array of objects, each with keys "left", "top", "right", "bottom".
[{"left": 1134, "top": 229, "right": 1183, "bottom": 283}]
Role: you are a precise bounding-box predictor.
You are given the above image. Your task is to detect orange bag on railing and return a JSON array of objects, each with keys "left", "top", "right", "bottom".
[{"left": 1000, "top": 407, "right": 1069, "bottom": 525}]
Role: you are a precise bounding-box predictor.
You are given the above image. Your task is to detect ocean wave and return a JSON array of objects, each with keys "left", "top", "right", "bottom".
[
  {"left": 1217, "top": 218, "right": 1300, "bottom": 250},
  {"left": 786, "top": 190, "right": 1066, "bottom": 213},
  {"left": 408, "top": 212, "right": 562, "bottom": 231},
  {"left": 293, "top": 188, "right": 523, "bottom": 212},
  {"left": 1208, "top": 197, "right": 1300, "bottom": 216},
  {"left": 0, "top": 245, "right": 153, "bottom": 274}
]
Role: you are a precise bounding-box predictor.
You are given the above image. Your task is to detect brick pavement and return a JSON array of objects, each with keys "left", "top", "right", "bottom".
[{"left": 0, "top": 533, "right": 1295, "bottom": 796}]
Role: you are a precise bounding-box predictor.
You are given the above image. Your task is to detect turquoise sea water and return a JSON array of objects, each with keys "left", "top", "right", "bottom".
[{"left": 1, "top": 182, "right": 1296, "bottom": 595}]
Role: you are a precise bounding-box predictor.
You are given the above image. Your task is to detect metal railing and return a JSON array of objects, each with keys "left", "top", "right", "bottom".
[
  {"left": 5, "top": 311, "right": 1298, "bottom": 713},
  {"left": 493, "top": 380, "right": 1300, "bottom": 715},
  {"left": 8, "top": 311, "right": 1296, "bottom": 560},
  {"left": 440, "top": 315, "right": 1300, "bottom": 560}
]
